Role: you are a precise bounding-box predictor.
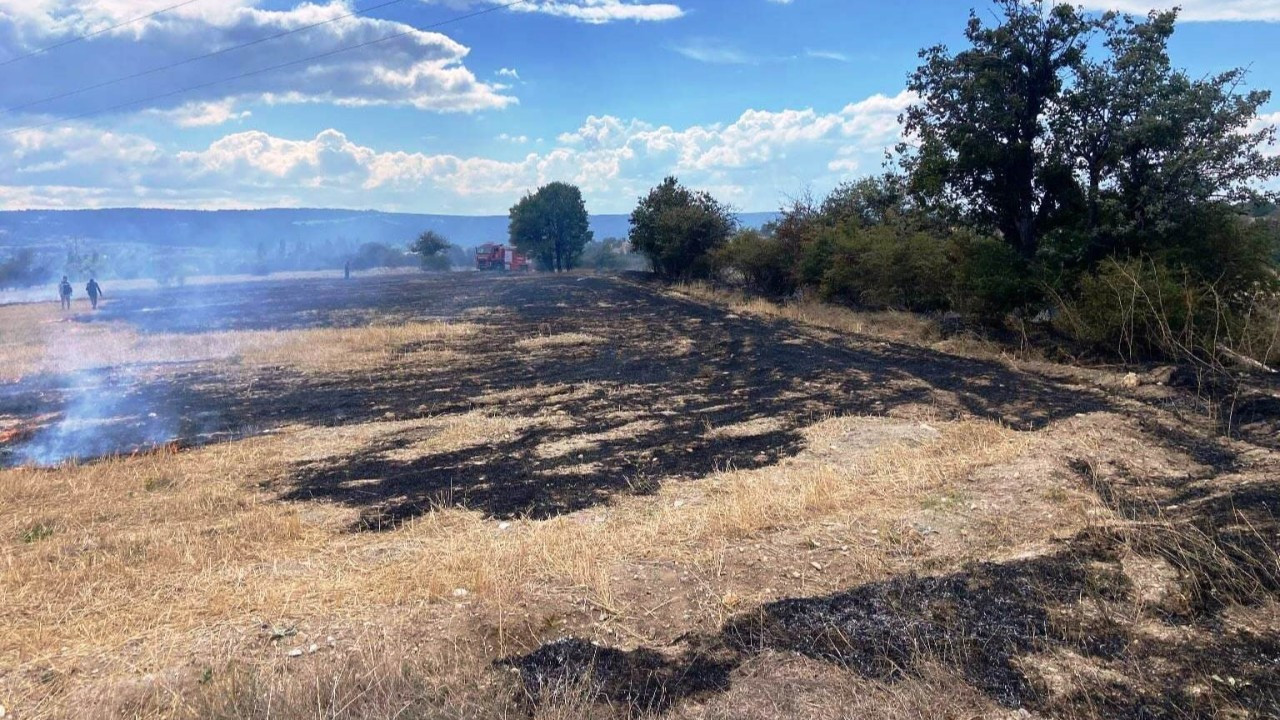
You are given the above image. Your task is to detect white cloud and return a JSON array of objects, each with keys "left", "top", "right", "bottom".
[
  {"left": 806, "top": 48, "right": 850, "bottom": 62},
  {"left": 1250, "top": 112, "right": 1280, "bottom": 158},
  {"left": 152, "top": 99, "right": 252, "bottom": 128},
  {"left": 673, "top": 38, "right": 753, "bottom": 64},
  {"left": 0, "top": 1, "right": 514, "bottom": 120},
  {"left": 1, "top": 91, "right": 917, "bottom": 213},
  {"left": 496, "top": 67, "right": 521, "bottom": 80},
  {"left": 1077, "top": 1, "right": 1280, "bottom": 21},
  {"left": 506, "top": 0, "right": 684, "bottom": 24}
]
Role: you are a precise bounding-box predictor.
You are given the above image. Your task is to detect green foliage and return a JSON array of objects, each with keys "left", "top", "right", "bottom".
[
  {"left": 21, "top": 522, "right": 54, "bottom": 544},
  {"left": 410, "top": 230, "right": 453, "bottom": 271},
  {"left": 1057, "top": 257, "right": 1221, "bottom": 362},
  {"left": 508, "top": 182, "right": 593, "bottom": 272},
  {"left": 813, "top": 224, "right": 954, "bottom": 312},
  {"left": 902, "top": 3, "right": 1280, "bottom": 264},
  {"left": 954, "top": 236, "right": 1042, "bottom": 321},
  {"left": 714, "top": 229, "right": 795, "bottom": 297},
  {"left": 630, "top": 177, "right": 737, "bottom": 280},
  {"left": 819, "top": 174, "right": 912, "bottom": 229},
  {"left": 903, "top": 0, "right": 1098, "bottom": 259}
]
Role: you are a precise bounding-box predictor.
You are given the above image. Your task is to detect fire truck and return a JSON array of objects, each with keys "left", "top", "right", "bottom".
[{"left": 475, "top": 243, "right": 533, "bottom": 271}]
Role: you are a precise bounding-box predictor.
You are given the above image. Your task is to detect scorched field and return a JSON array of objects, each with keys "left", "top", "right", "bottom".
[{"left": 0, "top": 272, "right": 1277, "bottom": 719}]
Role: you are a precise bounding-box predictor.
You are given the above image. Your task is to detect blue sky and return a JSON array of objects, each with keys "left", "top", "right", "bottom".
[{"left": 0, "top": 0, "right": 1277, "bottom": 214}]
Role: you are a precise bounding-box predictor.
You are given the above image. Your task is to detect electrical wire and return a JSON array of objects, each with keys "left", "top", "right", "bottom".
[
  {"left": 3, "top": 0, "right": 414, "bottom": 116},
  {"left": 1, "top": 0, "right": 527, "bottom": 138},
  {"left": 1, "top": 0, "right": 206, "bottom": 67}
]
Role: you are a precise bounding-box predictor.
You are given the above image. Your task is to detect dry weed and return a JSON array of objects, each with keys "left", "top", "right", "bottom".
[{"left": 514, "top": 333, "right": 605, "bottom": 351}]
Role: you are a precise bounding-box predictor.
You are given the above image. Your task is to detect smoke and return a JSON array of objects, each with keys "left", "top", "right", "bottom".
[{"left": 13, "top": 366, "right": 177, "bottom": 467}]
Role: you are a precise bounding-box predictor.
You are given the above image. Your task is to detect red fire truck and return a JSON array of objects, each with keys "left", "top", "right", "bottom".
[{"left": 475, "top": 243, "right": 533, "bottom": 271}]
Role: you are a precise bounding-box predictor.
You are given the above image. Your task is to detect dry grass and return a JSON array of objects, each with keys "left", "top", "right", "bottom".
[
  {"left": 0, "top": 301, "right": 477, "bottom": 380},
  {"left": 0, "top": 410, "right": 1024, "bottom": 719},
  {"left": 670, "top": 283, "right": 940, "bottom": 346},
  {"left": 513, "top": 333, "right": 605, "bottom": 351},
  {"left": 667, "top": 283, "right": 1034, "bottom": 364}
]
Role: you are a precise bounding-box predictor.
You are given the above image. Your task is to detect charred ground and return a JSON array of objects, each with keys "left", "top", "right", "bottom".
[
  {"left": 2, "top": 273, "right": 1277, "bottom": 720},
  {"left": 3, "top": 273, "right": 1103, "bottom": 523}
]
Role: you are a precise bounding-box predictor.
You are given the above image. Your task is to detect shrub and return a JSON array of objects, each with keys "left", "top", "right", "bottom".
[
  {"left": 954, "top": 236, "right": 1042, "bottom": 321},
  {"left": 713, "top": 229, "right": 796, "bottom": 297},
  {"left": 1055, "top": 256, "right": 1274, "bottom": 365},
  {"left": 815, "top": 224, "right": 954, "bottom": 312}
]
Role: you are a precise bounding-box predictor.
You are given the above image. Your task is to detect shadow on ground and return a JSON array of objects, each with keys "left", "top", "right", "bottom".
[{"left": 504, "top": 473, "right": 1280, "bottom": 718}]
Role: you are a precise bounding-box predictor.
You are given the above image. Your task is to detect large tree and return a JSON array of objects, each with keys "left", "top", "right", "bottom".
[
  {"left": 508, "top": 182, "right": 593, "bottom": 272},
  {"left": 902, "top": 0, "right": 1098, "bottom": 260},
  {"left": 902, "top": 2, "right": 1279, "bottom": 266},
  {"left": 629, "top": 176, "right": 737, "bottom": 279}
]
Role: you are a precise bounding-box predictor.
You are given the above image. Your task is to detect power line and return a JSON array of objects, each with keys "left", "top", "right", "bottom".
[
  {"left": 1, "top": 1, "right": 527, "bottom": 139},
  {"left": 1, "top": 0, "right": 206, "bottom": 68},
  {"left": 3, "top": 0, "right": 414, "bottom": 116}
]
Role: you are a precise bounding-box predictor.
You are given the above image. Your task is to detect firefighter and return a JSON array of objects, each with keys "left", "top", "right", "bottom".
[
  {"left": 85, "top": 277, "right": 104, "bottom": 310},
  {"left": 57, "top": 276, "right": 73, "bottom": 310}
]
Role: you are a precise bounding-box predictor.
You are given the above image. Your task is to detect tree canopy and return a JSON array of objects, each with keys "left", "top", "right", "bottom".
[
  {"left": 901, "top": 1, "right": 1280, "bottom": 269},
  {"left": 410, "top": 230, "right": 453, "bottom": 271},
  {"left": 629, "top": 177, "right": 737, "bottom": 280},
  {"left": 508, "top": 182, "right": 593, "bottom": 272}
]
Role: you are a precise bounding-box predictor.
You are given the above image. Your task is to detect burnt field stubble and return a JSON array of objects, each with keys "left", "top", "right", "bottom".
[
  {"left": 3, "top": 273, "right": 1105, "bottom": 524},
  {"left": 2, "top": 273, "right": 1277, "bottom": 719}
]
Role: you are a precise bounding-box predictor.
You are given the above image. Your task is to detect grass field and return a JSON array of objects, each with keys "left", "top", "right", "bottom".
[{"left": 1, "top": 273, "right": 1276, "bottom": 719}]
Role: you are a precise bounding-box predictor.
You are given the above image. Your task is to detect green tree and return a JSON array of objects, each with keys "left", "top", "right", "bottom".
[
  {"left": 1054, "top": 10, "right": 1280, "bottom": 270},
  {"left": 903, "top": 2, "right": 1280, "bottom": 269},
  {"left": 410, "top": 230, "right": 453, "bottom": 271},
  {"left": 902, "top": 0, "right": 1099, "bottom": 260},
  {"left": 629, "top": 177, "right": 737, "bottom": 280},
  {"left": 508, "top": 182, "right": 593, "bottom": 271}
]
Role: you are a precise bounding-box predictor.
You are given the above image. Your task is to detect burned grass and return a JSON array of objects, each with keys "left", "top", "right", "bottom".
[
  {"left": 1, "top": 273, "right": 1110, "bottom": 522},
  {"left": 2, "top": 273, "right": 1278, "bottom": 719},
  {"left": 510, "top": 519, "right": 1279, "bottom": 719}
]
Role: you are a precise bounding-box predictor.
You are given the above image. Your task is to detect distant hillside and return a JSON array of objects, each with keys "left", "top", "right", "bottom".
[{"left": 0, "top": 208, "right": 778, "bottom": 249}]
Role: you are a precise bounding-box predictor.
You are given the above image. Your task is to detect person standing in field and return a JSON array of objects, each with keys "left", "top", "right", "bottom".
[
  {"left": 85, "top": 278, "right": 103, "bottom": 310},
  {"left": 58, "top": 276, "right": 73, "bottom": 310},
  {"left": 344, "top": 260, "right": 351, "bottom": 280}
]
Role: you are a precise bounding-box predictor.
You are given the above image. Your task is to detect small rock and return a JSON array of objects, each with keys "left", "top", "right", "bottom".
[
  {"left": 498, "top": 522, "right": 511, "bottom": 531},
  {"left": 0, "top": 704, "right": 7, "bottom": 718},
  {"left": 452, "top": 588, "right": 469, "bottom": 598},
  {"left": 1121, "top": 372, "right": 1140, "bottom": 389},
  {"left": 673, "top": 500, "right": 685, "bottom": 508},
  {"left": 287, "top": 648, "right": 304, "bottom": 658},
  {"left": 810, "top": 561, "right": 823, "bottom": 571}
]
